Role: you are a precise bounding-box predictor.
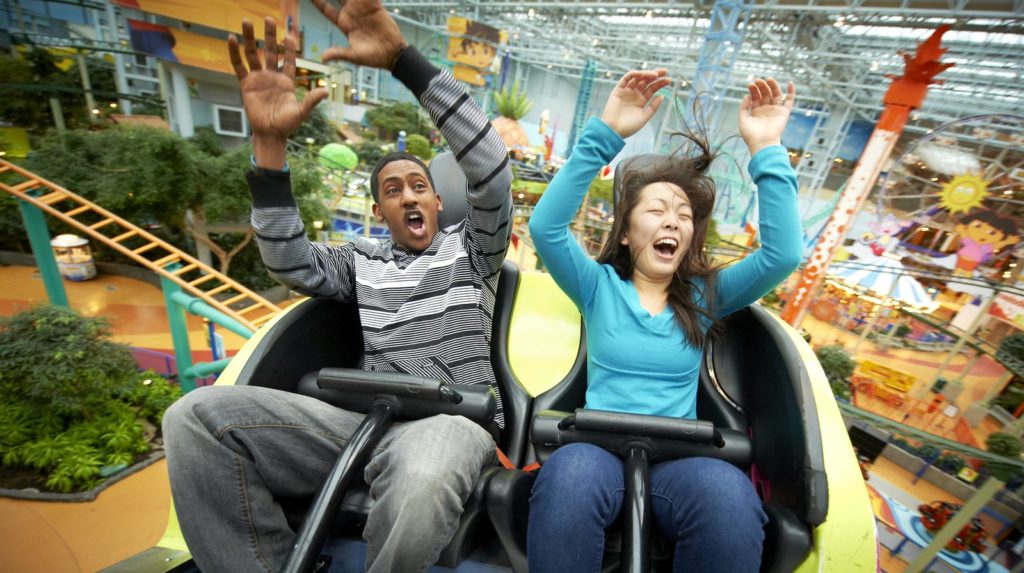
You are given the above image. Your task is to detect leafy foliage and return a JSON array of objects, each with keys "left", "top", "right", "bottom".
[
  {"left": 985, "top": 431, "right": 1023, "bottom": 482},
  {"left": 0, "top": 50, "right": 118, "bottom": 134},
  {"left": 293, "top": 89, "right": 338, "bottom": 146},
  {"left": 815, "top": 345, "right": 856, "bottom": 383},
  {"left": 0, "top": 305, "right": 181, "bottom": 493},
  {"left": 936, "top": 453, "right": 967, "bottom": 475},
  {"left": 364, "top": 102, "right": 433, "bottom": 140},
  {"left": 5, "top": 124, "right": 329, "bottom": 289},
  {"left": 993, "top": 376, "right": 1024, "bottom": 413},
  {"left": 352, "top": 140, "right": 389, "bottom": 170},
  {"left": 405, "top": 134, "right": 433, "bottom": 161},
  {"left": 493, "top": 81, "right": 533, "bottom": 120},
  {"left": 986, "top": 432, "right": 1022, "bottom": 458}
]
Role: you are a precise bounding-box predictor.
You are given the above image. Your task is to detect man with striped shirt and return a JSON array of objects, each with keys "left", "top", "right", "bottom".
[{"left": 162, "top": 2, "right": 513, "bottom": 571}]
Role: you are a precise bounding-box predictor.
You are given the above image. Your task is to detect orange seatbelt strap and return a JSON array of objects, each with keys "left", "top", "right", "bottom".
[{"left": 495, "top": 447, "right": 514, "bottom": 470}]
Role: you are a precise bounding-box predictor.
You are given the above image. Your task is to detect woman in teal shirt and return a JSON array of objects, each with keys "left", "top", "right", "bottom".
[{"left": 526, "top": 69, "right": 802, "bottom": 572}]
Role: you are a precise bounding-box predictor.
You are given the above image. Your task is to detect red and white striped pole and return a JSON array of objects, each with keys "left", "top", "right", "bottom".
[{"left": 781, "top": 25, "right": 954, "bottom": 327}]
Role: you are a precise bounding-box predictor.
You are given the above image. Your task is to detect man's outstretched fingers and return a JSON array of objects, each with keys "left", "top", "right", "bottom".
[
  {"left": 264, "top": 17, "right": 279, "bottom": 71},
  {"left": 242, "top": 20, "right": 262, "bottom": 72},
  {"left": 311, "top": 0, "right": 340, "bottom": 25},
  {"left": 282, "top": 35, "right": 297, "bottom": 78},
  {"left": 321, "top": 45, "right": 355, "bottom": 64},
  {"left": 300, "top": 88, "right": 330, "bottom": 121},
  {"left": 227, "top": 34, "right": 248, "bottom": 80}
]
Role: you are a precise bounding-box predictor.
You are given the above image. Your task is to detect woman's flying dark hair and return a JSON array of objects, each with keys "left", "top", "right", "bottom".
[{"left": 597, "top": 125, "right": 721, "bottom": 348}]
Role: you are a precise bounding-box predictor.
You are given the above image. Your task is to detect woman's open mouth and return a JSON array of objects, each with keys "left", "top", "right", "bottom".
[{"left": 653, "top": 237, "right": 678, "bottom": 260}]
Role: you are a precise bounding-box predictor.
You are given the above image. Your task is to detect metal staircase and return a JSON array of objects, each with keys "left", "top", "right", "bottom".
[{"left": 0, "top": 159, "right": 282, "bottom": 332}]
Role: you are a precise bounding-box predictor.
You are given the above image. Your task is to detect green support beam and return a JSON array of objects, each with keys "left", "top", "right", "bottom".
[
  {"left": 160, "top": 274, "right": 196, "bottom": 393},
  {"left": 168, "top": 291, "right": 253, "bottom": 340},
  {"left": 17, "top": 199, "right": 68, "bottom": 308},
  {"left": 185, "top": 358, "right": 234, "bottom": 381}
]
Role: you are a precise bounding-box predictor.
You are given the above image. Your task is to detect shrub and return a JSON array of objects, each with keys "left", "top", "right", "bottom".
[
  {"left": 405, "top": 134, "right": 433, "bottom": 161},
  {"left": 0, "top": 305, "right": 180, "bottom": 493},
  {"left": 815, "top": 345, "right": 856, "bottom": 383},
  {"left": 985, "top": 431, "right": 1023, "bottom": 482},
  {"left": 936, "top": 453, "right": 966, "bottom": 474}
]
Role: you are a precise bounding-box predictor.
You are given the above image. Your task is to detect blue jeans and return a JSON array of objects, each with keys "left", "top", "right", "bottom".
[
  {"left": 527, "top": 443, "right": 767, "bottom": 572},
  {"left": 162, "top": 385, "right": 496, "bottom": 573}
]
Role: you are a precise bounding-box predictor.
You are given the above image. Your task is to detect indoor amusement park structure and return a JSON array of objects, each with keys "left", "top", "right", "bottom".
[{"left": 782, "top": 25, "right": 955, "bottom": 328}]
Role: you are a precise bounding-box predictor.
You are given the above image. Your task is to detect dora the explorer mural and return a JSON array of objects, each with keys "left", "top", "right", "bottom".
[
  {"left": 953, "top": 208, "right": 1020, "bottom": 276},
  {"left": 447, "top": 17, "right": 506, "bottom": 86}
]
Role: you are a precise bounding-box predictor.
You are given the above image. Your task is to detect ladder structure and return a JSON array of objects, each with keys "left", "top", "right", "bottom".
[
  {"left": 0, "top": 159, "right": 282, "bottom": 332},
  {"left": 564, "top": 59, "right": 597, "bottom": 159}
]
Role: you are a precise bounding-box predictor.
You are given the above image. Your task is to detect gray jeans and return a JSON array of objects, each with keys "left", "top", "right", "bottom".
[{"left": 162, "top": 385, "right": 496, "bottom": 573}]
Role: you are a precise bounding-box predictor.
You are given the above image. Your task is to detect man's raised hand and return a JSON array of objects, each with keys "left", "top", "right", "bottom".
[
  {"left": 228, "top": 17, "right": 327, "bottom": 144},
  {"left": 312, "top": 0, "right": 408, "bottom": 69}
]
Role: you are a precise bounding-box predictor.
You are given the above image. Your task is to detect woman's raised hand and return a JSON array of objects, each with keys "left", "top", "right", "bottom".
[
  {"left": 738, "top": 77, "right": 796, "bottom": 156},
  {"left": 601, "top": 70, "right": 672, "bottom": 139}
]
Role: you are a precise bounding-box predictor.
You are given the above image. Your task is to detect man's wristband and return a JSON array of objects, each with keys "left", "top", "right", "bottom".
[{"left": 251, "top": 154, "right": 289, "bottom": 173}]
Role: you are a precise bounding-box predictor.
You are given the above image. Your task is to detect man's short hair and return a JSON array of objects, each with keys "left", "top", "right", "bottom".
[{"left": 369, "top": 152, "right": 436, "bottom": 203}]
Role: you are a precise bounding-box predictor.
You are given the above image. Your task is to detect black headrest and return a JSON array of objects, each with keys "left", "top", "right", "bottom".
[{"left": 428, "top": 152, "right": 470, "bottom": 229}]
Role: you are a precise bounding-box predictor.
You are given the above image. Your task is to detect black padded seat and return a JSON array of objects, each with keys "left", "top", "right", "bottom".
[
  {"left": 231, "top": 152, "right": 534, "bottom": 569},
  {"left": 515, "top": 304, "right": 827, "bottom": 573}
]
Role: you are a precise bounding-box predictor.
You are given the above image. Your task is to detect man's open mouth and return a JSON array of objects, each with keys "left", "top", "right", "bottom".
[{"left": 406, "top": 211, "right": 425, "bottom": 235}]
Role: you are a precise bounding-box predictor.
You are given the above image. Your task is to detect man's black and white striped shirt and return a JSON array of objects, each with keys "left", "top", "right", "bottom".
[{"left": 246, "top": 47, "right": 513, "bottom": 427}]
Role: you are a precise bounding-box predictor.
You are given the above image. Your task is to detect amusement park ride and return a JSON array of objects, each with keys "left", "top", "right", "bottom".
[{"left": 10, "top": 12, "right": 1021, "bottom": 573}]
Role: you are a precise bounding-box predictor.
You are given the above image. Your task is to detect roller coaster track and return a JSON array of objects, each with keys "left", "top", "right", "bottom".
[{"left": 0, "top": 159, "right": 282, "bottom": 332}]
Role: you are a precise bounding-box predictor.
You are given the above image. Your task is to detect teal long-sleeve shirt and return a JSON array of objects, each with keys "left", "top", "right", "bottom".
[{"left": 528, "top": 117, "right": 802, "bottom": 419}]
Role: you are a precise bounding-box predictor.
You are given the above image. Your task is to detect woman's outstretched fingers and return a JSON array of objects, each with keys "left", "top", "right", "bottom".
[
  {"left": 227, "top": 34, "right": 247, "bottom": 80},
  {"left": 264, "top": 17, "right": 278, "bottom": 71},
  {"left": 642, "top": 77, "right": 672, "bottom": 102},
  {"left": 767, "top": 77, "right": 783, "bottom": 101},
  {"left": 785, "top": 81, "right": 797, "bottom": 109}
]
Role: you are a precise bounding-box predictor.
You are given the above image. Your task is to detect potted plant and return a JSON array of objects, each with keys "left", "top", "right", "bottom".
[
  {"left": 0, "top": 304, "right": 180, "bottom": 496},
  {"left": 815, "top": 345, "right": 855, "bottom": 402}
]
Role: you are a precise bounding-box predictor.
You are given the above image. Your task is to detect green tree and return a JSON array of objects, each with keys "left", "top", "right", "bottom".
[
  {"left": 816, "top": 345, "right": 856, "bottom": 382},
  {"left": 364, "top": 102, "right": 433, "bottom": 140},
  {"left": 0, "top": 49, "right": 118, "bottom": 134},
  {"left": 985, "top": 432, "right": 1023, "bottom": 482},
  {"left": 10, "top": 125, "right": 329, "bottom": 288},
  {"left": 353, "top": 140, "right": 389, "bottom": 169},
  {"left": 293, "top": 88, "right": 338, "bottom": 146},
  {"left": 405, "top": 134, "right": 433, "bottom": 161}
]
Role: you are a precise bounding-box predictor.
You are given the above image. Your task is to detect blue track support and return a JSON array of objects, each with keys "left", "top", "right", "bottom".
[
  {"left": 659, "top": 0, "right": 753, "bottom": 153},
  {"left": 686, "top": 0, "right": 753, "bottom": 130},
  {"left": 564, "top": 59, "right": 597, "bottom": 158}
]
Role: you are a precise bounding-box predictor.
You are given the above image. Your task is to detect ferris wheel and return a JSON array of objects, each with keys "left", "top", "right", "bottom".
[{"left": 875, "top": 114, "right": 1024, "bottom": 224}]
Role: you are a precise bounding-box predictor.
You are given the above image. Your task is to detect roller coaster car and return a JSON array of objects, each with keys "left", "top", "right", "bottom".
[{"left": 106, "top": 154, "right": 875, "bottom": 573}]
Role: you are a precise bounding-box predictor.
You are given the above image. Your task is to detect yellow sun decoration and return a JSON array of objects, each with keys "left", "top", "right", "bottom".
[{"left": 938, "top": 173, "right": 989, "bottom": 214}]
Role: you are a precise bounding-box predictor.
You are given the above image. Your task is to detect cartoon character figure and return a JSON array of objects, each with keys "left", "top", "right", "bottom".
[
  {"left": 953, "top": 209, "right": 1020, "bottom": 276},
  {"left": 447, "top": 19, "right": 502, "bottom": 86},
  {"left": 864, "top": 214, "right": 906, "bottom": 256}
]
